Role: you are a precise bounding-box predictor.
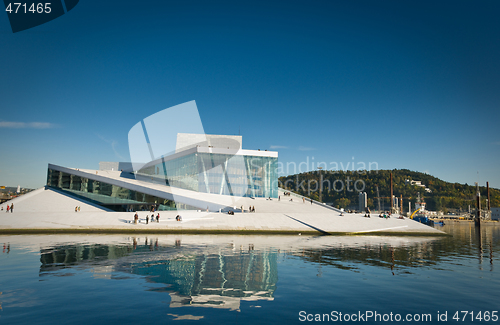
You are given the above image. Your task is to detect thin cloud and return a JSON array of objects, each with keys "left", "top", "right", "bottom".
[
  {"left": 96, "top": 133, "right": 125, "bottom": 160},
  {"left": 270, "top": 145, "right": 288, "bottom": 149},
  {"left": 0, "top": 121, "right": 57, "bottom": 129},
  {"left": 298, "top": 146, "right": 316, "bottom": 151}
]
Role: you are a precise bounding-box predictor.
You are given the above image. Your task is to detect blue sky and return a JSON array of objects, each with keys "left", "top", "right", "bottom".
[{"left": 1, "top": 0, "right": 499, "bottom": 189}]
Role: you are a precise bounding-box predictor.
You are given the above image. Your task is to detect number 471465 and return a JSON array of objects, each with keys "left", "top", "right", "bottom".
[
  {"left": 453, "top": 311, "right": 498, "bottom": 322},
  {"left": 5, "top": 3, "right": 52, "bottom": 14}
]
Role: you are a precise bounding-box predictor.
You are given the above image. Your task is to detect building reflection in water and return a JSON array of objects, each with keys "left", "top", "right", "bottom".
[
  {"left": 132, "top": 251, "right": 277, "bottom": 311},
  {"left": 36, "top": 227, "right": 499, "bottom": 313},
  {"left": 39, "top": 239, "right": 277, "bottom": 311}
]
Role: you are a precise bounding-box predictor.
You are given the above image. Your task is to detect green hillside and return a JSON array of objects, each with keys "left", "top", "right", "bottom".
[{"left": 279, "top": 169, "right": 499, "bottom": 212}]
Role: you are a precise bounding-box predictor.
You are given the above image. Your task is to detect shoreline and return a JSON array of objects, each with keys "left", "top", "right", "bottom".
[
  {"left": 0, "top": 210, "right": 448, "bottom": 236},
  {"left": 0, "top": 227, "right": 450, "bottom": 236},
  {"left": 430, "top": 218, "right": 499, "bottom": 224}
]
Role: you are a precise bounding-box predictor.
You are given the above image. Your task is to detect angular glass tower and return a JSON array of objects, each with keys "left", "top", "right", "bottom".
[{"left": 134, "top": 134, "right": 278, "bottom": 198}]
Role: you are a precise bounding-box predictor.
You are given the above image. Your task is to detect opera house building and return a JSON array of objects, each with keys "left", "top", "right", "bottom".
[{"left": 46, "top": 134, "right": 278, "bottom": 212}]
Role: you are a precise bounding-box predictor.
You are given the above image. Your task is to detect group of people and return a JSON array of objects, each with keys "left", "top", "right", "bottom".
[
  {"left": 237, "top": 206, "right": 256, "bottom": 213},
  {"left": 379, "top": 212, "right": 391, "bottom": 219},
  {"left": 2, "top": 203, "right": 13, "bottom": 213},
  {"left": 74, "top": 206, "right": 81, "bottom": 212},
  {"left": 134, "top": 212, "right": 160, "bottom": 224},
  {"left": 361, "top": 209, "right": 403, "bottom": 219},
  {"left": 175, "top": 215, "right": 182, "bottom": 221}
]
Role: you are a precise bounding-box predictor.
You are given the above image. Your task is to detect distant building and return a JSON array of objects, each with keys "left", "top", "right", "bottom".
[
  {"left": 406, "top": 179, "right": 431, "bottom": 193},
  {"left": 492, "top": 207, "right": 500, "bottom": 221},
  {"left": 393, "top": 197, "right": 399, "bottom": 210},
  {"left": 406, "top": 179, "right": 425, "bottom": 187},
  {"left": 359, "top": 192, "right": 367, "bottom": 211}
]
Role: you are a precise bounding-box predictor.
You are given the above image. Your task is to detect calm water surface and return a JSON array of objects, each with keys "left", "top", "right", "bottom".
[{"left": 0, "top": 223, "right": 499, "bottom": 324}]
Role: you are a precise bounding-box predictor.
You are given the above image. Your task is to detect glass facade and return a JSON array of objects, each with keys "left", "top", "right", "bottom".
[
  {"left": 136, "top": 153, "right": 198, "bottom": 191},
  {"left": 47, "top": 168, "right": 196, "bottom": 212},
  {"left": 136, "top": 153, "right": 278, "bottom": 198}
]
